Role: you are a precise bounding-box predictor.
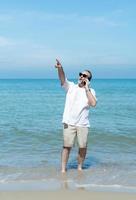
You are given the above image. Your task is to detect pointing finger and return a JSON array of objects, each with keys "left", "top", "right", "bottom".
[{"left": 56, "top": 59, "right": 60, "bottom": 64}]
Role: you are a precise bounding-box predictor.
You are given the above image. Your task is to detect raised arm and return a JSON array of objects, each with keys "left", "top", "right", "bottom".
[{"left": 55, "top": 59, "right": 66, "bottom": 86}]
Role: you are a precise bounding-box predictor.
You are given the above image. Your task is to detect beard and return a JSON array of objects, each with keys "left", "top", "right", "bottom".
[{"left": 78, "top": 79, "right": 85, "bottom": 87}]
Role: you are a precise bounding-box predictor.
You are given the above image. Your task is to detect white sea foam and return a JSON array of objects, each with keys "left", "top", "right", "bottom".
[{"left": 75, "top": 183, "right": 136, "bottom": 193}]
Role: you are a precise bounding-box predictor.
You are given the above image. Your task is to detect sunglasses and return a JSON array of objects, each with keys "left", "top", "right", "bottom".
[{"left": 79, "top": 72, "right": 91, "bottom": 81}]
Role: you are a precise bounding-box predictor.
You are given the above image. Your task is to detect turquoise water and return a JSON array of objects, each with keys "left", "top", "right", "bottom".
[{"left": 0, "top": 79, "right": 136, "bottom": 192}]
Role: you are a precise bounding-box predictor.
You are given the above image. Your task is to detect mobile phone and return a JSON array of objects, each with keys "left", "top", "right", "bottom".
[{"left": 83, "top": 80, "right": 90, "bottom": 85}]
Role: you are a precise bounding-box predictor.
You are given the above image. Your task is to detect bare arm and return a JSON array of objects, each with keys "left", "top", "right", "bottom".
[
  {"left": 55, "top": 59, "right": 65, "bottom": 86},
  {"left": 84, "top": 79, "right": 97, "bottom": 107},
  {"left": 86, "top": 89, "right": 97, "bottom": 107}
]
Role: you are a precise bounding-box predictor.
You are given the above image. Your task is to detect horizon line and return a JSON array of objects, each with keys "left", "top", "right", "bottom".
[{"left": 0, "top": 78, "right": 135, "bottom": 80}]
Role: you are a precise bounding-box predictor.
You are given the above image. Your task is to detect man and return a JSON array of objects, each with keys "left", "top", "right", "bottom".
[{"left": 55, "top": 59, "right": 97, "bottom": 173}]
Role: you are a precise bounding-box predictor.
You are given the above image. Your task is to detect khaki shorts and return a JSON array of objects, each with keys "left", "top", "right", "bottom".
[{"left": 63, "top": 123, "right": 89, "bottom": 148}]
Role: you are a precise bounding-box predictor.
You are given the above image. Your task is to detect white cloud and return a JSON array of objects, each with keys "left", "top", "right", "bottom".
[
  {"left": 91, "top": 16, "right": 120, "bottom": 27},
  {"left": 0, "top": 36, "right": 14, "bottom": 46},
  {"left": 0, "top": 39, "right": 60, "bottom": 68},
  {"left": 0, "top": 9, "right": 130, "bottom": 68},
  {"left": 27, "top": 11, "right": 122, "bottom": 27},
  {"left": 111, "top": 9, "right": 124, "bottom": 16},
  {"left": 0, "top": 10, "right": 122, "bottom": 28},
  {"left": 0, "top": 14, "right": 13, "bottom": 21}
]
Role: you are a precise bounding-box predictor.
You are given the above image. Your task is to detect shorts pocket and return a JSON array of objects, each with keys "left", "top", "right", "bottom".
[{"left": 63, "top": 123, "right": 68, "bottom": 129}]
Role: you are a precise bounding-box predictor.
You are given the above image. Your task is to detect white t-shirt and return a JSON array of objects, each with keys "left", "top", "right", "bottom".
[{"left": 62, "top": 79, "right": 97, "bottom": 127}]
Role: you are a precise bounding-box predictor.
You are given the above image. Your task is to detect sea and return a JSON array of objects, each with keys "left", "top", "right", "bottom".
[{"left": 0, "top": 79, "right": 136, "bottom": 192}]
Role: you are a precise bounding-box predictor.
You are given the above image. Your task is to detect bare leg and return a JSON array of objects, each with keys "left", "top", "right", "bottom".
[
  {"left": 61, "top": 147, "right": 71, "bottom": 173},
  {"left": 77, "top": 148, "right": 87, "bottom": 171}
]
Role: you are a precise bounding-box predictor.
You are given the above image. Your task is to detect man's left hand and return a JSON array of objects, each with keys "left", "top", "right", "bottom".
[{"left": 84, "top": 79, "right": 90, "bottom": 90}]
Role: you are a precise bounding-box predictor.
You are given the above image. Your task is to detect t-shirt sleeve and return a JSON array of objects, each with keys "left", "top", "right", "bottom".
[{"left": 62, "top": 78, "right": 74, "bottom": 92}]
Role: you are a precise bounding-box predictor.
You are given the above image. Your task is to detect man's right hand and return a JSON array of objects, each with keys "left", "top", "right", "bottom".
[
  {"left": 55, "top": 59, "right": 62, "bottom": 69},
  {"left": 55, "top": 59, "right": 65, "bottom": 85}
]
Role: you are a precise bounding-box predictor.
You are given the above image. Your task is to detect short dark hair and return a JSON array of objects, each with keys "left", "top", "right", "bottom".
[{"left": 85, "top": 70, "right": 92, "bottom": 81}]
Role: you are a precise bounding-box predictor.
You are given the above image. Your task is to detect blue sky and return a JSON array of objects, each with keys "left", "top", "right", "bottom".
[{"left": 0, "top": 0, "right": 136, "bottom": 78}]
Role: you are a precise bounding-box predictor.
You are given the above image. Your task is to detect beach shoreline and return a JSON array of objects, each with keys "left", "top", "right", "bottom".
[
  {"left": 0, "top": 180, "right": 136, "bottom": 200},
  {"left": 0, "top": 190, "right": 136, "bottom": 200}
]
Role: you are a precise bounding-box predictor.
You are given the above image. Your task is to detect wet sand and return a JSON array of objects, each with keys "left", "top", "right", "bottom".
[{"left": 0, "top": 190, "right": 136, "bottom": 200}]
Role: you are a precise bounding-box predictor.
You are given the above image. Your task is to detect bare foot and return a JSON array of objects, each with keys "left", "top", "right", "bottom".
[
  {"left": 77, "top": 165, "right": 83, "bottom": 171},
  {"left": 61, "top": 169, "right": 66, "bottom": 173}
]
